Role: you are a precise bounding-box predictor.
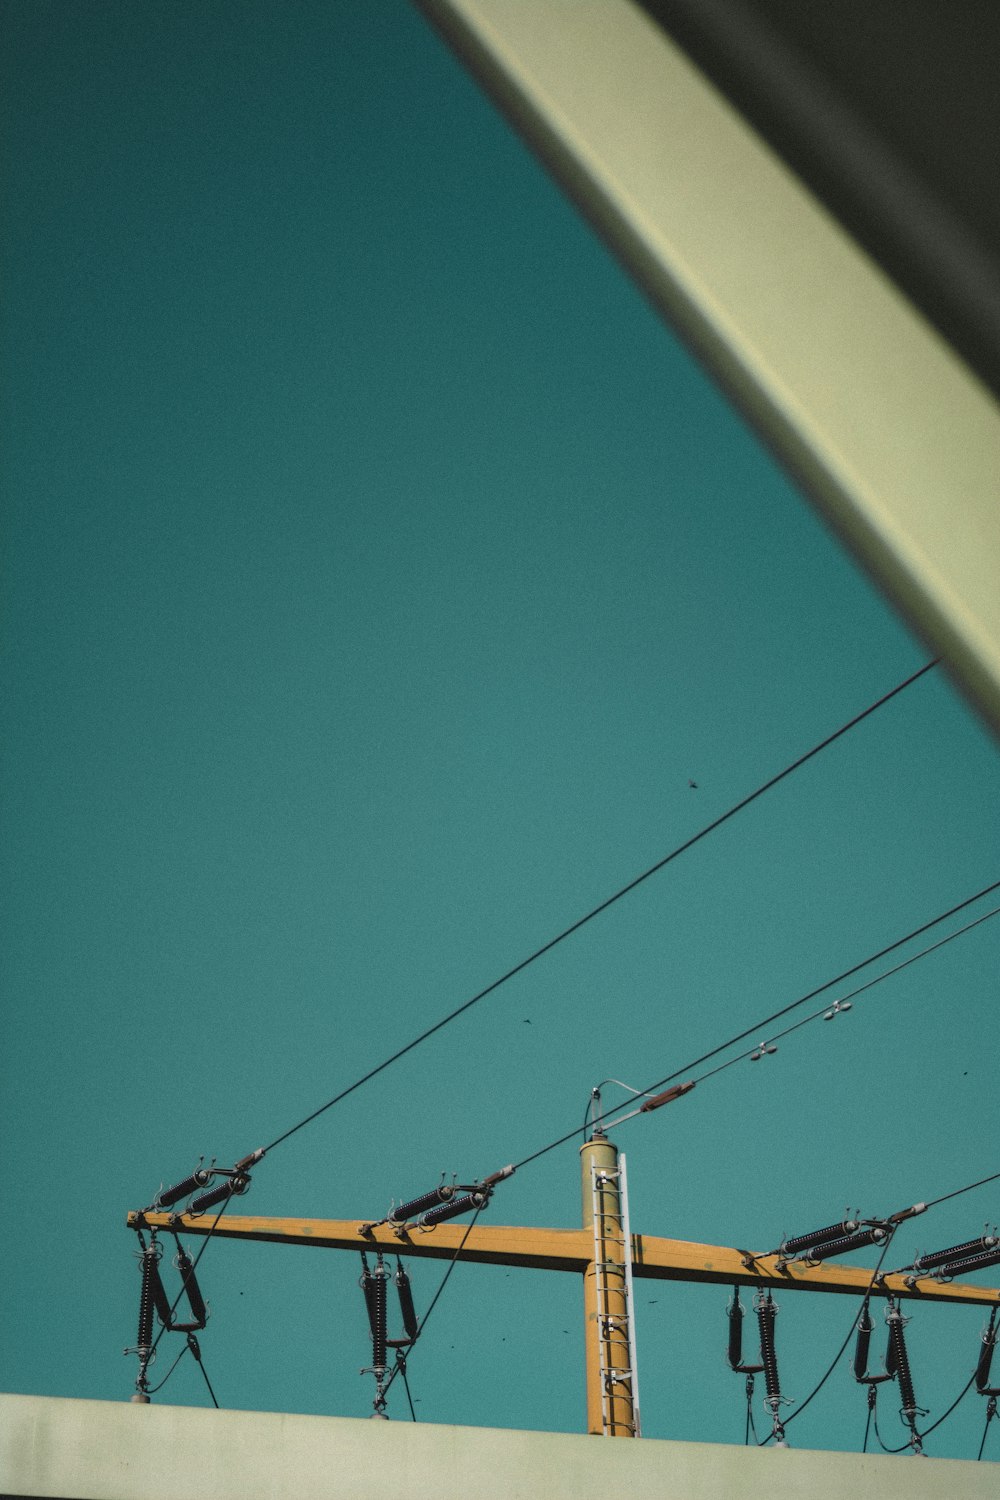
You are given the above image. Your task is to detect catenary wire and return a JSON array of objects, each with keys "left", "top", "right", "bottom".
[
  {"left": 978, "top": 1402, "right": 996, "bottom": 1461},
  {"left": 511, "top": 875, "right": 1000, "bottom": 1171},
  {"left": 691, "top": 902, "right": 1000, "bottom": 1088},
  {"left": 925, "top": 1169, "right": 1000, "bottom": 1212},
  {"left": 261, "top": 660, "right": 939, "bottom": 1155}
]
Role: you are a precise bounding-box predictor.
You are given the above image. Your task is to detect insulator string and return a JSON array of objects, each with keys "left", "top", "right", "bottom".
[
  {"left": 780, "top": 1220, "right": 860, "bottom": 1258},
  {"left": 379, "top": 1205, "right": 485, "bottom": 1405},
  {"left": 760, "top": 1231, "right": 896, "bottom": 1442}
]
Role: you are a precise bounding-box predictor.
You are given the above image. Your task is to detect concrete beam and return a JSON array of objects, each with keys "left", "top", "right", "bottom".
[
  {"left": 1, "top": 1393, "right": 996, "bottom": 1499},
  {"left": 418, "top": 0, "right": 1000, "bottom": 739}
]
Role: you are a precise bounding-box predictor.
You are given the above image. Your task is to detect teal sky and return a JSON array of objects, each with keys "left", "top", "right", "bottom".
[{"left": 3, "top": 0, "right": 1000, "bottom": 1461}]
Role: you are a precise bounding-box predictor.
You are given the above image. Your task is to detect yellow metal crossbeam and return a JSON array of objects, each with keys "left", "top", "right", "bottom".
[{"left": 128, "top": 1211, "right": 1000, "bottom": 1306}]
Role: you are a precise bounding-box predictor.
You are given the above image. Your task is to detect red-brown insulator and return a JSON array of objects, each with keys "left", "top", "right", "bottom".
[
  {"left": 780, "top": 1219, "right": 859, "bottom": 1257},
  {"left": 155, "top": 1170, "right": 210, "bottom": 1209},
  {"left": 912, "top": 1235, "right": 998, "bottom": 1273},
  {"left": 395, "top": 1266, "right": 418, "bottom": 1343},
  {"left": 803, "top": 1226, "right": 886, "bottom": 1263},
  {"left": 175, "top": 1247, "right": 207, "bottom": 1328},
  {"left": 420, "top": 1190, "right": 486, "bottom": 1227},
  {"left": 388, "top": 1185, "right": 455, "bottom": 1225},
  {"left": 933, "top": 1245, "right": 1000, "bottom": 1279}
]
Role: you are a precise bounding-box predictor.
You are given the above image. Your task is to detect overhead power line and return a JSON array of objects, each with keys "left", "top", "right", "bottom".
[
  {"left": 512, "top": 875, "right": 1000, "bottom": 1171},
  {"left": 690, "top": 901, "right": 1000, "bottom": 1088},
  {"left": 262, "top": 658, "right": 939, "bottom": 1155}
]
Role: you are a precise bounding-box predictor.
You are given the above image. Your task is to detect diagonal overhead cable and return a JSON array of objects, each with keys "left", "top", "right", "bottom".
[
  {"left": 263, "top": 659, "right": 938, "bottom": 1153},
  {"left": 512, "top": 875, "right": 1000, "bottom": 1170}
]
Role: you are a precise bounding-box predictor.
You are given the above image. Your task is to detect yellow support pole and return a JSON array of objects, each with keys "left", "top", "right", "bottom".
[{"left": 580, "top": 1132, "right": 637, "bottom": 1437}]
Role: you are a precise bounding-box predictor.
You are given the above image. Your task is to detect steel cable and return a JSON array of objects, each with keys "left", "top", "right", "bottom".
[{"left": 261, "top": 661, "right": 939, "bottom": 1157}]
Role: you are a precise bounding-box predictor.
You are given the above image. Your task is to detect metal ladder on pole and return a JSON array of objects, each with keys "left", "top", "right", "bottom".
[{"left": 590, "top": 1153, "right": 641, "bottom": 1436}]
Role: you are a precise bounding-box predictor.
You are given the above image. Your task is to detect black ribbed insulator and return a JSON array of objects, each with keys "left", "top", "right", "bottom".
[
  {"left": 395, "top": 1266, "right": 418, "bottom": 1342},
  {"left": 976, "top": 1319, "right": 998, "bottom": 1394},
  {"left": 912, "top": 1235, "right": 998, "bottom": 1273},
  {"left": 727, "top": 1296, "right": 744, "bottom": 1370},
  {"left": 148, "top": 1257, "right": 174, "bottom": 1328},
  {"left": 756, "top": 1296, "right": 781, "bottom": 1404},
  {"left": 155, "top": 1170, "right": 211, "bottom": 1209},
  {"left": 176, "top": 1247, "right": 208, "bottom": 1328},
  {"left": 803, "top": 1226, "right": 886, "bottom": 1263},
  {"left": 361, "top": 1270, "right": 379, "bottom": 1338},
  {"left": 933, "top": 1246, "right": 1000, "bottom": 1279},
  {"left": 137, "top": 1248, "right": 156, "bottom": 1350},
  {"left": 726, "top": 1292, "right": 763, "bottom": 1374},
  {"left": 420, "top": 1190, "right": 486, "bottom": 1227},
  {"left": 388, "top": 1185, "right": 455, "bottom": 1224},
  {"left": 854, "top": 1306, "right": 873, "bottom": 1382},
  {"left": 853, "top": 1304, "right": 894, "bottom": 1386},
  {"left": 887, "top": 1307, "right": 918, "bottom": 1418},
  {"left": 780, "top": 1219, "right": 859, "bottom": 1257},
  {"left": 371, "top": 1267, "right": 388, "bottom": 1372},
  {"left": 190, "top": 1179, "right": 237, "bottom": 1214}
]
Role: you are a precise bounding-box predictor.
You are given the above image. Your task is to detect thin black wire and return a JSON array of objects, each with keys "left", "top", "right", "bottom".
[
  {"left": 262, "top": 659, "right": 939, "bottom": 1155},
  {"left": 756, "top": 1233, "right": 896, "bottom": 1445},
  {"left": 978, "top": 1400, "right": 996, "bottom": 1461},
  {"left": 512, "top": 875, "right": 1000, "bottom": 1172},
  {"left": 380, "top": 1205, "right": 485, "bottom": 1404},
  {"left": 862, "top": 1393, "right": 873, "bottom": 1453},
  {"left": 190, "top": 1343, "right": 220, "bottom": 1410},
  {"left": 145, "top": 1341, "right": 189, "bottom": 1394},
  {"left": 745, "top": 1383, "right": 759, "bottom": 1444},
  {"left": 398, "top": 1358, "right": 417, "bottom": 1422},
  {"left": 926, "top": 1170, "right": 1000, "bottom": 1212},
  {"left": 873, "top": 1400, "right": 914, "bottom": 1453},
  {"left": 917, "top": 1370, "right": 977, "bottom": 1441}
]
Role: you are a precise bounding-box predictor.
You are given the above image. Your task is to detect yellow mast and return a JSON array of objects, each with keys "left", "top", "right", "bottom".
[{"left": 580, "top": 1130, "right": 637, "bottom": 1436}]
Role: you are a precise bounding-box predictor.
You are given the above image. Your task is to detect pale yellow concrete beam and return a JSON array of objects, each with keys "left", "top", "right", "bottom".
[
  {"left": 418, "top": 0, "right": 1000, "bottom": 737},
  {"left": 1, "top": 1393, "right": 996, "bottom": 1500}
]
